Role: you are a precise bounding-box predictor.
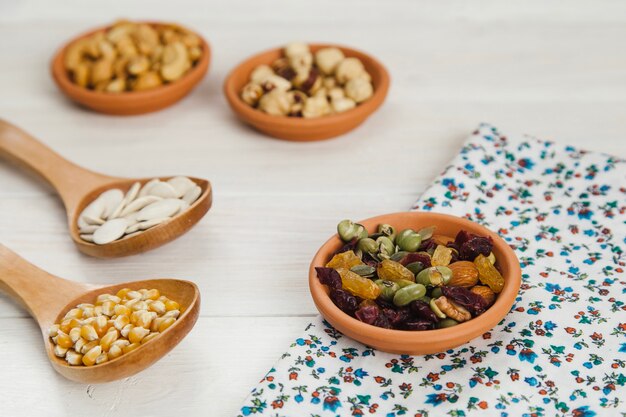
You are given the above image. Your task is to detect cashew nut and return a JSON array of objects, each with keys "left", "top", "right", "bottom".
[
  {"left": 132, "top": 71, "right": 162, "bottom": 91},
  {"left": 160, "top": 41, "right": 191, "bottom": 82}
]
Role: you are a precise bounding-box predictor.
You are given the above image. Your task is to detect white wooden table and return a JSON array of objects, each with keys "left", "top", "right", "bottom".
[{"left": 1, "top": 1, "right": 625, "bottom": 415}]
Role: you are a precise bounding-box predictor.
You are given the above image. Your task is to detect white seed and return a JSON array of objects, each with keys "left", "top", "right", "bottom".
[
  {"left": 136, "top": 199, "right": 183, "bottom": 221},
  {"left": 138, "top": 178, "right": 160, "bottom": 198},
  {"left": 166, "top": 176, "right": 196, "bottom": 197},
  {"left": 82, "top": 215, "right": 105, "bottom": 226},
  {"left": 138, "top": 217, "right": 170, "bottom": 230},
  {"left": 107, "top": 199, "right": 126, "bottom": 220},
  {"left": 126, "top": 223, "right": 141, "bottom": 234},
  {"left": 147, "top": 181, "right": 178, "bottom": 198},
  {"left": 120, "top": 196, "right": 162, "bottom": 217},
  {"left": 79, "top": 224, "right": 99, "bottom": 234},
  {"left": 123, "top": 182, "right": 141, "bottom": 206},
  {"left": 93, "top": 218, "right": 129, "bottom": 245},
  {"left": 99, "top": 189, "right": 125, "bottom": 219},
  {"left": 80, "top": 234, "right": 94, "bottom": 242},
  {"left": 182, "top": 185, "right": 202, "bottom": 205},
  {"left": 78, "top": 198, "right": 105, "bottom": 229}
]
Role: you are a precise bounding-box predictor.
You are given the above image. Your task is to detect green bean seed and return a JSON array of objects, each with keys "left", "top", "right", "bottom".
[
  {"left": 375, "top": 279, "right": 400, "bottom": 301},
  {"left": 393, "top": 283, "right": 426, "bottom": 306}
]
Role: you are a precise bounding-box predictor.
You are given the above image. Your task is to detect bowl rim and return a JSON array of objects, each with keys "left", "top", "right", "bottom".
[
  {"left": 309, "top": 212, "right": 522, "bottom": 346},
  {"left": 223, "top": 43, "right": 390, "bottom": 127},
  {"left": 50, "top": 20, "right": 211, "bottom": 101}
]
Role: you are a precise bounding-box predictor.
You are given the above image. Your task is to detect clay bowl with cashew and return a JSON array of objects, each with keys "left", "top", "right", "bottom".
[
  {"left": 309, "top": 212, "right": 522, "bottom": 355},
  {"left": 51, "top": 21, "right": 210, "bottom": 115},
  {"left": 223, "top": 44, "right": 390, "bottom": 141}
]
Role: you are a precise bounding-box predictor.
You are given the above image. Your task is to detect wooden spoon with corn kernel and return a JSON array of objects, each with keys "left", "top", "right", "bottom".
[
  {"left": 0, "top": 119, "right": 212, "bottom": 258},
  {"left": 0, "top": 244, "right": 200, "bottom": 383}
]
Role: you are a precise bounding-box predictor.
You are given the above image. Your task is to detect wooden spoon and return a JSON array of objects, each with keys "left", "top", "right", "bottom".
[
  {"left": 0, "top": 120, "right": 212, "bottom": 258},
  {"left": 0, "top": 244, "right": 200, "bottom": 383}
]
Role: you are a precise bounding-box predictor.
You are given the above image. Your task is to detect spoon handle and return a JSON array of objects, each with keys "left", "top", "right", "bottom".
[
  {"left": 0, "top": 119, "right": 112, "bottom": 213},
  {"left": 0, "top": 244, "right": 90, "bottom": 328}
]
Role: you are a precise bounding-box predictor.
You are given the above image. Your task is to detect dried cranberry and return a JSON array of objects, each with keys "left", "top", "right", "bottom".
[
  {"left": 403, "top": 320, "right": 435, "bottom": 331},
  {"left": 382, "top": 307, "right": 412, "bottom": 328},
  {"left": 410, "top": 300, "right": 439, "bottom": 323},
  {"left": 362, "top": 252, "right": 379, "bottom": 268},
  {"left": 375, "top": 297, "right": 395, "bottom": 310},
  {"left": 333, "top": 238, "right": 359, "bottom": 256},
  {"left": 315, "top": 267, "right": 342, "bottom": 290},
  {"left": 419, "top": 238, "right": 437, "bottom": 253},
  {"left": 454, "top": 230, "right": 493, "bottom": 261},
  {"left": 400, "top": 252, "right": 431, "bottom": 268},
  {"left": 329, "top": 289, "right": 358, "bottom": 315},
  {"left": 441, "top": 286, "right": 488, "bottom": 316},
  {"left": 374, "top": 314, "right": 392, "bottom": 329},
  {"left": 355, "top": 305, "right": 380, "bottom": 325}
]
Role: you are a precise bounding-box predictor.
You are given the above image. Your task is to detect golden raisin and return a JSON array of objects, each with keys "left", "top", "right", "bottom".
[
  {"left": 337, "top": 268, "right": 381, "bottom": 300},
  {"left": 474, "top": 254, "right": 505, "bottom": 293},
  {"left": 325, "top": 250, "right": 363, "bottom": 270},
  {"left": 376, "top": 259, "right": 415, "bottom": 282}
]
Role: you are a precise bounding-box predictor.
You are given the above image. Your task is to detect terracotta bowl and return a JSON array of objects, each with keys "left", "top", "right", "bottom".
[
  {"left": 309, "top": 212, "right": 522, "bottom": 355},
  {"left": 51, "top": 22, "right": 210, "bottom": 115},
  {"left": 223, "top": 44, "right": 390, "bottom": 141}
]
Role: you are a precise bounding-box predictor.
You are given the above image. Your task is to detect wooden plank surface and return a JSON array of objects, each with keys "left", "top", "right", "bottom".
[{"left": 0, "top": 0, "right": 624, "bottom": 415}]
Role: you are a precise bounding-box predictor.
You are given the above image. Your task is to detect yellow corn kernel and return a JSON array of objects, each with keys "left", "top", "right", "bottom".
[
  {"left": 74, "top": 337, "right": 87, "bottom": 353},
  {"left": 149, "top": 300, "right": 166, "bottom": 315},
  {"left": 116, "top": 288, "right": 131, "bottom": 299},
  {"left": 136, "top": 311, "right": 156, "bottom": 329},
  {"left": 164, "top": 300, "right": 180, "bottom": 311},
  {"left": 128, "top": 326, "right": 150, "bottom": 344},
  {"left": 126, "top": 290, "right": 142, "bottom": 300},
  {"left": 95, "top": 353, "right": 108, "bottom": 365},
  {"left": 53, "top": 345, "right": 68, "bottom": 358},
  {"left": 81, "top": 340, "right": 99, "bottom": 354},
  {"left": 64, "top": 308, "right": 83, "bottom": 320},
  {"left": 101, "top": 300, "right": 116, "bottom": 316},
  {"left": 107, "top": 344, "right": 123, "bottom": 360},
  {"left": 94, "top": 316, "right": 109, "bottom": 337},
  {"left": 65, "top": 350, "right": 83, "bottom": 366},
  {"left": 114, "top": 304, "right": 131, "bottom": 316},
  {"left": 99, "top": 329, "right": 119, "bottom": 351},
  {"left": 93, "top": 306, "right": 103, "bottom": 316},
  {"left": 80, "top": 325, "right": 99, "bottom": 342},
  {"left": 141, "top": 332, "right": 159, "bottom": 344},
  {"left": 56, "top": 331, "right": 74, "bottom": 349},
  {"left": 124, "top": 298, "right": 140, "bottom": 309},
  {"left": 60, "top": 318, "right": 81, "bottom": 334},
  {"left": 82, "top": 345, "right": 102, "bottom": 366},
  {"left": 158, "top": 317, "right": 176, "bottom": 333},
  {"left": 114, "top": 315, "right": 130, "bottom": 331},
  {"left": 48, "top": 324, "right": 60, "bottom": 338},
  {"left": 77, "top": 303, "right": 94, "bottom": 309},
  {"left": 121, "top": 323, "right": 133, "bottom": 338},
  {"left": 69, "top": 327, "right": 82, "bottom": 343},
  {"left": 130, "top": 310, "right": 142, "bottom": 326},
  {"left": 82, "top": 306, "right": 95, "bottom": 318},
  {"left": 142, "top": 289, "right": 160, "bottom": 301},
  {"left": 131, "top": 301, "right": 148, "bottom": 311},
  {"left": 96, "top": 293, "right": 112, "bottom": 305},
  {"left": 111, "top": 339, "right": 130, "bottom": 349},
  {"left": 122, "top": 343, "right": 141, "bottom": 354},
  {"left": 163, "top": 310, "right": 180, "bottom": 319},
  {"left": 150, "top": 317, "right": 165, "bottom": 332},
  {"left": 157, "top": 295, "right": 169, "bottom": 303}
]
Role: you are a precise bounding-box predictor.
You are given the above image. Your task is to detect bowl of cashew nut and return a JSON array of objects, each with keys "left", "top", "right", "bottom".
[
  {"left": 51, "top": 20, "right": 210, "bottom": 115},
  {"left": 223, "top": 42, "right": 390, "bottom": 141}
]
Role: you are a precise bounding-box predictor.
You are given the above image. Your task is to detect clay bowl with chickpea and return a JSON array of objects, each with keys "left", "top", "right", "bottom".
[
  {"left": 51, "top": 20, "right": 210, "bottom": 115},
  {"left": 309, "top": 212, "right": 521, "bottom": 355},
  {"left": 224, "top": 42, "right": 390, "bottom": 141}
]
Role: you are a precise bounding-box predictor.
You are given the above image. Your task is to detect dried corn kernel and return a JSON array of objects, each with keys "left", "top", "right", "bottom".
[
  {"left": 82, "top": 345, "right": 102, "bottom": 366},
  {"left": 66, "top": 350, "right": 83, "bottom": 366},
  {"left": 49, "top": 287, "right": 181, "bottom": 366}
]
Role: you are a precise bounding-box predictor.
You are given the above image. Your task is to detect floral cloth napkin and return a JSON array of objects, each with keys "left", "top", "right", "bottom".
[{"left": 239, "top": 124, "right": 625, "bottom": 417}]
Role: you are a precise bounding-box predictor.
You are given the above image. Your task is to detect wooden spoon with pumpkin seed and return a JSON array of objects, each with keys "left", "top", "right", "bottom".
[{"left": 0, "top": 119, "right": 212, "bottom": 258}]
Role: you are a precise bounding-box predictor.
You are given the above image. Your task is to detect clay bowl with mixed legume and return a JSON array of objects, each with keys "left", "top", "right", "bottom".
[
  {"left": 223, "top": 43, "right": 390, "bottom": 141},
  {"left": 51, "top": 20, "right": 210, "bottom": 115},
  {"left": 309, "top": 212, "right": 521, "bottom": 355}
]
